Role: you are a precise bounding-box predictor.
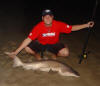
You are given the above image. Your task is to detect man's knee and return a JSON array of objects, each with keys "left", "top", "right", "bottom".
[
  {"left": 25, "top": 47, "right": 30, "bottom": 53},
  {"left": 25, "top": 47, "right": 35, "bottom": 54},
  {"left": 57, "top": 48, "right": 69, "bottom": 57}
]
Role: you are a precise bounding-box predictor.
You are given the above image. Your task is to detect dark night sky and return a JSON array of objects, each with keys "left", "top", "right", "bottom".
[
  {"left": 0, "top": 0, "right": 99, "bottom": 32},
  {"left": 0, "top": 0, "right": 99, "bottom": 15}
]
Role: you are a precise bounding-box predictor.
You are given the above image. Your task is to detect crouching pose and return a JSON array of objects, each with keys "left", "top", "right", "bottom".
[{"left": 10, "top": 9, "right": 94, "bottom": 60}]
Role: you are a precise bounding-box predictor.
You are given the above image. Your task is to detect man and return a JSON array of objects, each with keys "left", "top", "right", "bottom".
[{"left": 10, "top": 9, "right": 94, "bottom": 60}]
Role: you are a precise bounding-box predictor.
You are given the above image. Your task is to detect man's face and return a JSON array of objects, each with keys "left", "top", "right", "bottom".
[{"left": 42, "top": 15, "right": 54, "bottom": 25}]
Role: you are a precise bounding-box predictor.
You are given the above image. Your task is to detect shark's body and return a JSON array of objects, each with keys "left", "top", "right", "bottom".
[{"left": 5, "top": 52, "right": 80, "bottom": 77}]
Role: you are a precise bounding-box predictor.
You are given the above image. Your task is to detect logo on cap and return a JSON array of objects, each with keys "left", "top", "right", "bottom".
[
  {"left": 42, "top": 9, "right": 53, "bottom": 16},
  {"left": 45, "top": 9, "right": 51, "bottom": 13}
]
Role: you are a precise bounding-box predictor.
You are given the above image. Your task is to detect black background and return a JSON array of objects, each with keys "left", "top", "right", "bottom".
[{"left": 0, "top": 0, "right": 99, "bottom": 33}]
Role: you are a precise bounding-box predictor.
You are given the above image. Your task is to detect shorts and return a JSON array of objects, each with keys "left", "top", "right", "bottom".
[{"left": 28, "top": 40, "right": 65, "bottom": 55}]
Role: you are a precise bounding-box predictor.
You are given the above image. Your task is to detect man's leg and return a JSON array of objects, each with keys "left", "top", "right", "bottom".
[
  {"left": 25, "top": 47, "right": 42, "bottom": 60},
  {"left": 50, "top": 47, "right": 69, "bottom": 60},
  {"left": 48, "top": 43, "right": 69, "bottom": 59},
  {"left": 24, "top": 41, "right": 42, "bottom": 60},
  {"left": 57, "top": 47, "right": 69, "bottom": 57}
]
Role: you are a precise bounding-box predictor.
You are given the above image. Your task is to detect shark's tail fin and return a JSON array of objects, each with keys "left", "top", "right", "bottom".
[
  {"left": 5, "top": 52, "right": 24, "bottom": 67},
  {"left": 13, "top": 56, "right": 24, "bottom": 67}
]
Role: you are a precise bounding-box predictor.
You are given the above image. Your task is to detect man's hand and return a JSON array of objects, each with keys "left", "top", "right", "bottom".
[
  {"left": 9, "top": 52, "right": 17, "bottom": 58},
  {"left": 5, "top": 52, "right": 17, "bottom": 59},
  {"left": 87, "top": 21, "right": 94, "bottom": 28},
  {"left": 72, "top": 21, "right": 95, "bottom": 31}
]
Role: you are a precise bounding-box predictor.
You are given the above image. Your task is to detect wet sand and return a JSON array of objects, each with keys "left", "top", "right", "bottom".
[{"left": 0, "top": 29, "right": 100, "bottom": 86}]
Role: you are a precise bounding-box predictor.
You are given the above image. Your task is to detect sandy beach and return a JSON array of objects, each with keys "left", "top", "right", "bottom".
[{"left": 0, "top": 24, "right": 100, "bottom": 86}]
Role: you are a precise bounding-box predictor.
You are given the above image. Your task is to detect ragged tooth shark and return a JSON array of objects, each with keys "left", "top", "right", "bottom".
[{"left": 5, "top": 52, "right": 80, "bottom": 77}]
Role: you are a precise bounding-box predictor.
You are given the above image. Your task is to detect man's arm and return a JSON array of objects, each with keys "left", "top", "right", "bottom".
[
  {"left": 10, "top": 37, "right": 32, "bottom": 58},
  {"left": 71, "top": 21, "right": 94, "bottom": 31}
]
